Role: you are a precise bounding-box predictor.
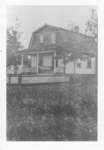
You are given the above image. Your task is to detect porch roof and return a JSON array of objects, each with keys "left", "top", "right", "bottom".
[
  {"left": 17, "top": 44, "right": 96, "bottom": 56},
  {"left": 17, "top": 44, "right": 64, "bottom": 55}
]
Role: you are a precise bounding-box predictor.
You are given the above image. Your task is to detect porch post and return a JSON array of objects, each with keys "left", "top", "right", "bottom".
[
  {"left": 36, "top": 53, "right": 39, "bottom": 73},
  {"left": 21, "top": 55, "right": 24, "bottom": 67},
  {"left": 63, "top": 54, "right": 66, "bottom": 74},
  {"left": 54, "top": 52, "right": 56, "bottom": 73}
]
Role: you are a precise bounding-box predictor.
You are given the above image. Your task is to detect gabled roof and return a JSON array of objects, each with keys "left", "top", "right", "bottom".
[
  {"left": 32, "top": 24, "right": 97, "bottom": 54},
  {"left": 33, "top": 24, "right": 96, "bottom": 40},
  {"left": 20, "top": 24, "right": 97, "bottom": 56}
]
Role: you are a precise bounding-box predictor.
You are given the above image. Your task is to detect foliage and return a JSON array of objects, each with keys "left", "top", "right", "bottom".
[
  {"left": 7, "top": 77, "right": 97, "bottom": 141},
  {"left": 7, "top": 22, "right": 23, "bottom": 66},
  {"left": 85, "top": 9, "right": 98, "bottom": 40}
]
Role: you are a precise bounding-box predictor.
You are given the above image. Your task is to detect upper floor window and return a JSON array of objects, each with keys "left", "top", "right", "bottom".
[
  {"left": 51, "top": 33, "right": 56, "bottom": 44},
  {"left": 39, "top": 32, "right": 56, "bottom": 44},
  {"left": 39, "top": 34, "right": 44, "bottom": 43}
]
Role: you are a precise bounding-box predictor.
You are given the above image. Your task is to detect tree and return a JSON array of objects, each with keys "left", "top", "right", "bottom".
[
  {"left": 85, "top": 9, "right": 98, "bottom": 40},
  {"left": 7, "top": 21, "right": 23, "bottom": 66},
  {"left": 67, "top": 22, "right": 80, "bottom": 33}
]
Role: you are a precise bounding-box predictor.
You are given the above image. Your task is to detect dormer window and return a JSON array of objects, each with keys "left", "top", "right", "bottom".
[
  {"left": 39, "top": 34, "right": 44, "bottom": 43},
  {"left": 51, "top": 33, "right": 56, "bottom": 44}
]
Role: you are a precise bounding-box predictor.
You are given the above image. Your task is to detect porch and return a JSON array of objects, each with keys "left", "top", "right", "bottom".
[{"left": 16, "top": 48, "right": 66, "bottom": 75}]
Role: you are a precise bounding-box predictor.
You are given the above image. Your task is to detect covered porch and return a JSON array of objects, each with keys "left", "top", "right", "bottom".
[{"left": 17, "top": 47, "right": 66, "bottom": 75}]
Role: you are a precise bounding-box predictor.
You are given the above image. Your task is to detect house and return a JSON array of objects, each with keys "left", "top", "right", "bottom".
[{"left": 16, "top": 24, "right": 97, "bottom": 75}]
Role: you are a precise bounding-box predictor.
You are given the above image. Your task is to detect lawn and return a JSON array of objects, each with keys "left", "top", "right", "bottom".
[{"left": 7, "top": 76, "right": 97, "bottom": 141}]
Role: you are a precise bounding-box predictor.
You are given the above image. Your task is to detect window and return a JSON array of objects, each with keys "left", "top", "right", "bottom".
[
  {"left": 31, "top": 55, "right": 37, "bottom": 68},
  {"left": 87, "top": 57, "right": 92, "bottom": 68},
  {"left": 56, "top": 57, "right": 64, "bottom": 67},
  {"left": 51, "top": 33, "right": 56, "bottom": 44},
  {"left": 39, "top": 53, "right": 54, "bottom": 73},
  {"left": 23, "top": 55, "right": 31, "bottom": 68},
  {"left": 82, "top": 55, "right": 87, "bottom": 61},
  {"left": 39, "top": 34, "right": 44, "bottom": 43},
  {"left": 77, "top": 62, "right": 81, "bottom": 68},
  {"left": 42, "top": 55, "right": 53, "bottom": 67}
]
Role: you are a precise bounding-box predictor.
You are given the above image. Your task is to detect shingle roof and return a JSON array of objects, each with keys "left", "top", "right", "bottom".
[
  {"left": 17, "top": 44, "right": 96, "bottom": 56},
  {"left": 17, "top": 44, "right": 63, "bottom": 54},
  {"left": 33, "top": 24, "right": 96, "bottom": 40},
  {"left": 19, "top": 24, "right": 97, "bottom": 56}
]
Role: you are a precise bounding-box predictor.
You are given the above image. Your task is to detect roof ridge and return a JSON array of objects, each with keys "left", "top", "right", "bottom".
[{"left": 33, "top": 23, "right": 95, "bottom": 40}]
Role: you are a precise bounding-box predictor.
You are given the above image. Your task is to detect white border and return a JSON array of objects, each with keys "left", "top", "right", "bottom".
[{"left": 0, "top": 0, "right": 104, "bottom": 150}]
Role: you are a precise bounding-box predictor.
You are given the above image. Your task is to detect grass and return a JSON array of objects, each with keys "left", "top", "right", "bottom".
[{"left": 7, "top": 76, "right": 97, "bottom": 141}]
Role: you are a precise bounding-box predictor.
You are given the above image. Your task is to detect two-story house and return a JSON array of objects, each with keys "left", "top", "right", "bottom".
[{"left": 16, "top": 24, "right": 97, "bottom": 76}]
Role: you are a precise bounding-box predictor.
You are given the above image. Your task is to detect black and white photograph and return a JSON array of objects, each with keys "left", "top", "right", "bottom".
[{"left": 6, "top": 5, "right": 97, "bottom": 141}]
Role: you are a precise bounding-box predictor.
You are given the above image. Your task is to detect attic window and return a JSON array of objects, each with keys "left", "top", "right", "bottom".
[
  {"left": 39, "top": 34, "right": 44, "bottom": 43},
  {"left": 51, "top": 33, "right": 56, "bottom": 44}
]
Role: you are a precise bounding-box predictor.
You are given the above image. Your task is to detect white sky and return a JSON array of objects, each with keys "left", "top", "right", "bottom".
[{"left": 7, "top": 6, "right": 97, "bottom": 48}]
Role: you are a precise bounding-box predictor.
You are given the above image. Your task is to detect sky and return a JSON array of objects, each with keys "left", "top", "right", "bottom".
[{"left": 7, "top": 6, "right": 97, "bottom": 48}]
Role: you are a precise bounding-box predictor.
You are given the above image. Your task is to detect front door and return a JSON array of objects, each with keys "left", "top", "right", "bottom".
[{"left": 38, "top": 53, "right": 54, "bottom": 74}]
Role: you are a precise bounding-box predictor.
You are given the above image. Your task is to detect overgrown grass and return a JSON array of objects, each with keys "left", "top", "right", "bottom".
[{"left": 7, "top": 77, "right": 97, "bottom": 141}]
